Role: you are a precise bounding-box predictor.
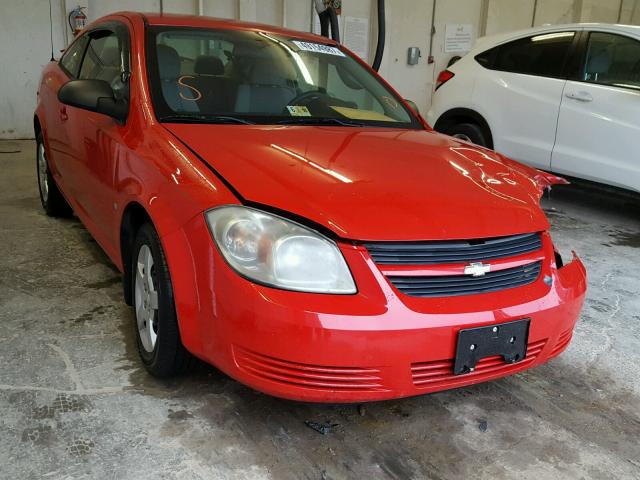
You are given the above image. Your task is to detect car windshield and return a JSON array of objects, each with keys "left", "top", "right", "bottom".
[{"left": 147, "top": 27, "right": 421, "bottom": 128}]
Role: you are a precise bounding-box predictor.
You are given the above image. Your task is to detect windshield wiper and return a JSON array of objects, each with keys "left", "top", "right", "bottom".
[
  {"left": 160, "top": 114, "right": 255, "bottom": 125},
  {"left": 277, "top": 117, "right": 366, "bottom": 127}
]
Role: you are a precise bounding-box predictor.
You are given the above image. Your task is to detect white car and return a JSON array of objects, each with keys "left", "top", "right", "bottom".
[{"left": 427, "top": 24, "right": 640, "bottom": 194}]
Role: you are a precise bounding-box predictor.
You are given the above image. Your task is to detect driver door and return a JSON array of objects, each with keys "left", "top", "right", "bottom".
[{"left": 65, "top": 23, "right": 131, "bottom": 253}]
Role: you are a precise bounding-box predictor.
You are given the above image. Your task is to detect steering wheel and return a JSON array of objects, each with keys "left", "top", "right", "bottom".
[
  {"left": 282, "top": 90, "right": 352, "bottom": 117},
  {"left": 286, "top": 90, "right": 328, "bottom": 107}
]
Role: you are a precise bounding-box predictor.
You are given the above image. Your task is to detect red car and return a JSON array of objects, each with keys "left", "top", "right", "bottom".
[{"left": 35, "top": 12, "right": 587, "bottom": 402}]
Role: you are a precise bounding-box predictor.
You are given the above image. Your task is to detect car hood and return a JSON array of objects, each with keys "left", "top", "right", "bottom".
[{"left": 165, "top": 124, "right": 550, "bottom": 241}]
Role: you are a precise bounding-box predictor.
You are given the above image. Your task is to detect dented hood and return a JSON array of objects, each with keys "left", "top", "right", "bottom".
[{"left": 165, "top": 124, "right": 550, "bottom": 241}]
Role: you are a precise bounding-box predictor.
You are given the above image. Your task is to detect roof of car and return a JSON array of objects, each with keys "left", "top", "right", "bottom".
[
  {"left": 473, "top": 22, "right": 640, "bottom": 52},
  {"left": 124, "top": 12, "right": 329, "bottom": 43}
]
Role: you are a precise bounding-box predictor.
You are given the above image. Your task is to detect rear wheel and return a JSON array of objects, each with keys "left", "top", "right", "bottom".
[
  {"left": 36, "top": 132, "right": 72, "bottom": 217},
  {"left": 132, "top": 222, "right": 193, "bottom": 377},
  {"left": 447, "top": 122, "right": 488, "bottom": 147}
]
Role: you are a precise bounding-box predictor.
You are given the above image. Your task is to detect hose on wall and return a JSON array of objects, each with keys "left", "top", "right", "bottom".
[{"left": 371, "top": 0, "right": 385, "bottom": 71}]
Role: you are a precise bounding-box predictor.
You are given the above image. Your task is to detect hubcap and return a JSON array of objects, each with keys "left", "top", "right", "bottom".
[
  {"left": 37, "top": 143, "right": 49, "bottom": 202},
  {"left": 134, "top": 244, "right": 159, "bottom": 353},
  {"left": 452, "top": 133, "right": 472, "bottom": 143}
]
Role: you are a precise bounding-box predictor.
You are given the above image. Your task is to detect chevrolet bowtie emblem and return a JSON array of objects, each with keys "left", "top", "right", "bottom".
[{"left": 464, "top": 262, "right": 491, "bottom": 277}]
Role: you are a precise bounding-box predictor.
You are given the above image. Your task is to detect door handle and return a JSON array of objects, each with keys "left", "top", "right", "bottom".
[
  {"left": 59, "top": 106, "right": 68, "bottom": 121},
  {"left": 565, "top": 91, "right": 593, "bottom": 102}
]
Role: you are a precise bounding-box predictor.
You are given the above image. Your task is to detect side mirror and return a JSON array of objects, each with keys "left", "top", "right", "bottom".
[
  {"left": 58, "top": 79, "right": 127, "bottom": 122},
  {"left": 404, "top": 99, "right": 420, "bottom": 116}
]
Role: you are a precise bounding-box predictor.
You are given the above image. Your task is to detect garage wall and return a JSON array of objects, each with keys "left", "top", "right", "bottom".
[
  {"left": 0, "top": 0, "right": 68, "bottom": 139},
  {"left": 620, "top": 0, "right": 640, "bottom": 22},
  {"left": 2, "top": 0, "right": 640, "bottom": 139},
  {"left": 486, "top": 0, "right": 535, "bottom": 36}
]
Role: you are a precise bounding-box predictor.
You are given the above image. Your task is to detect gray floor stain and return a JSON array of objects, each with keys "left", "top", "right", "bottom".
[{"left": 609, "top": 230, "right": 640, "bottom": 248}]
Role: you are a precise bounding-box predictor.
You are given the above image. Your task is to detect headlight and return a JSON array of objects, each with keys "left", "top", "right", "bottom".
[{"left": 205, "top": 206, "right": 356, "bottom": 294}]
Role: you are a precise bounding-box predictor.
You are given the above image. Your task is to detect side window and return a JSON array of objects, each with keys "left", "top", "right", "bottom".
[
  {"left": 475, "top": 47, "right": 497, "bottom": 68},
  {"left": 59, "top": 36, "right": 88, "bottom": 78},
  {"left": 582, "top": 32, "right": 640, "bottom": 90},
  {"left": 478, "top": 31, "right": 575, "bottom": 78},
  {"left": 79, "top": 31, "right": 121, "bottom": 85}
]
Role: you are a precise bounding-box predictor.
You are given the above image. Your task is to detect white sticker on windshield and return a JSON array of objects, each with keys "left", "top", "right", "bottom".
[
  {"left": 286, "top": 105, "right": 312, "bottom": 117},
  {"left": 293, "top": 41, "right": 345, "bottom": 57}
]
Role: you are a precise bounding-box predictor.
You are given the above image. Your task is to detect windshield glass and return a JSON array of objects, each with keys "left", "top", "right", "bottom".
[{"left": 147, "top": 27, "right": 421, "bottom": 128}]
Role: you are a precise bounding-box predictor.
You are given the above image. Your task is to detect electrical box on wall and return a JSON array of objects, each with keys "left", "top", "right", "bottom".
[{"left": 407, "top": 47, "right": 421, "bottom": 65}]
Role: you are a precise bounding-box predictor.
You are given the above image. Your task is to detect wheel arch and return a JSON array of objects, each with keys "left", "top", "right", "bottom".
[
  {"left": 118, "top": 198, "right": 203, "bottom": 357},
  {"left": 120, "top": 201, "right": 154, "bottom": 305},
  {"left": 33, "top": 115, "right": 42, "bottom": 138},
  {"left": 433, "top": 108, "right": 494, "bottom": 149}
]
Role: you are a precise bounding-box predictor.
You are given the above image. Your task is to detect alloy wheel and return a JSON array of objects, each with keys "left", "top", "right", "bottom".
[
  {"left": 37, "top": 142, "right": 49, "bottom": 203},
  {"left": 452, "top": 133, "right": 472, "bottom": 142},
  {"left": 135, "top": 244, "right": 159, "bottom": 353}
]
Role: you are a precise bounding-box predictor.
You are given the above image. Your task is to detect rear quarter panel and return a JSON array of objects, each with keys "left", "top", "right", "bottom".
[{"left": 426, "top": 56, "right": 478, "bottom": 128}]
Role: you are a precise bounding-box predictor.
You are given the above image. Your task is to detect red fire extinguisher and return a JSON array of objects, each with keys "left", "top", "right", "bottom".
[{"left": 68, "top": 6, "right": 87, "bottom": 36}]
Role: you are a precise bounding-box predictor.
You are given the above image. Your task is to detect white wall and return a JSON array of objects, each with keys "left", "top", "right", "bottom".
[
  {"left": 620, "top": 0, "right": 640, "bottom": 23},
  {"left": 2, "top": 0, "right": 639, "bottom": 138},
  {"left": 0, "top": 0, "right": 68, "bottom": 139},
  {"left": 486, "top": 0, "right": 535, "bottom": 36},
  {"left": 377, "top": 0, "right": 434, "bottom": 110},
  {"left": 430, "top": 0, "right": 484, "bottom": 100}
]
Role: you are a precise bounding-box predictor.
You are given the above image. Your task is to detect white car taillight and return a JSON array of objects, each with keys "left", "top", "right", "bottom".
[{"left": 435, "top": 70, "right": 455, "bottom": 91}]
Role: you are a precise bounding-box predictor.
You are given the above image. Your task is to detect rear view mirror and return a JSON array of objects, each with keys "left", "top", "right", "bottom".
[
  {"left": 58, "top": 79, "right": 127, "bottom": 122},
  {"left": 404, "top": 99, "right": 420, "bottom": 115}
]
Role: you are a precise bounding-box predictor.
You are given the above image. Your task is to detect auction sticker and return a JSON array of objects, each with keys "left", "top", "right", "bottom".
[
  {"left": 293, "top": 41, "right": 345, "bottom": 57},
  {"left": 286, "top": 105, "right": 312, "bottom": 117}
]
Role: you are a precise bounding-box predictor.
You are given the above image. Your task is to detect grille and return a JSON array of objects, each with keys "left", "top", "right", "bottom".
[
  {"left": 387, "top": 261, "right": 542, "bottom": 297},
  {"left": 550, "top": 329, "right": 573, "bottom": 357},
  {"left": 233, "top": 346, "right": 388, "bottom": 392},
  {"left": 411, "top": 338, "right": 547, "bottom": 388},
  {"left": 364, "top": 233, "right": 542, "bottom": 265}
]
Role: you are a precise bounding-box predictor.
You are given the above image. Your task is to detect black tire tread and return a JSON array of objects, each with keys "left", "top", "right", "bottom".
[
  {"left": 447, "top": 122, "right": 487, "bottom": 147},
  {"left": 132, "top": 222, "right": 195, "bottom": 377}
]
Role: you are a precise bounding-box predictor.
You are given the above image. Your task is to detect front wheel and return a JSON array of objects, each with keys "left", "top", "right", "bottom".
[
  {"left": 132, "top": 223, "right": 193, "bottom": 377},
  {"left": 446, "top": 122, "right": 488, "bottom": 147},
  {"left": 36, "top": 132, "right": 72, "bottom": 217}
]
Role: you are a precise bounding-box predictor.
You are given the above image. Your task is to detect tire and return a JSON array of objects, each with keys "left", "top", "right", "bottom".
[
  {"left": 446, "top": 122, "right": 488, "bottom": 147},
  {"left": 36, "top": 132, "right": 72, "bottom": 217},
  {"left": 132, "top": 222, "right": 193, "bottom": 377}
]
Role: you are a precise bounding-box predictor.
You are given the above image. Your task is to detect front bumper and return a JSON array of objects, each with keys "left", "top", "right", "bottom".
[{"left": 164, "top": 216, "right": 587, "bottom": 403}]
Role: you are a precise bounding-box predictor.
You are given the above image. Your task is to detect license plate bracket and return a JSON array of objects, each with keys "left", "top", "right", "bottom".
[{"left": 453, "top": 319, "right": 530, "bottom": 375}]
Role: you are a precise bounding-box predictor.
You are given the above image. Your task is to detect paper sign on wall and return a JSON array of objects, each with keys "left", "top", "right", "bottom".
[
  {"left": 444, "top": 24, "right": 473, "bottom": 53},
  {"left": 343, "top": 16, "right": 370, "bottom": 61}
]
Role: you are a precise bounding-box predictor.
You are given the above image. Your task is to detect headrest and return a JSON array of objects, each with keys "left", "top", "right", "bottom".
[
  {"left": 587, "top": 48, "right": 611, "bottom": 74},
  {"left": 101, "top": 46, "right": 120, "bottom": 68},
  {"left": 248, "top": 58, "right": 294, "bottom": 85},
  {"left": 157, "top": 44, "right": 180, "bottom": 79},
  {"left": 194, "top": 55, "right": 224, "bottom": 75}
]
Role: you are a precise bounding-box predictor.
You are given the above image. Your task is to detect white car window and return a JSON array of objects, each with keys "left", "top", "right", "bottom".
[
  {"left": 583, "top": 32, "right": 640, "bottom": 90},
  {"left": 476, "top": 31, "right": 575, "bottom": 79}
]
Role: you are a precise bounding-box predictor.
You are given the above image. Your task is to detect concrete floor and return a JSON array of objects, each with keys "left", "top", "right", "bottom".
[{"left": 1, "top": 139, "right": 640, "bottom": 480}]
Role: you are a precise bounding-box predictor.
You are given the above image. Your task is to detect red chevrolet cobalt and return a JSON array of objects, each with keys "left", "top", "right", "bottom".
[{"left": 35, "top": 12, "right": 586, "bottom": 402}]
